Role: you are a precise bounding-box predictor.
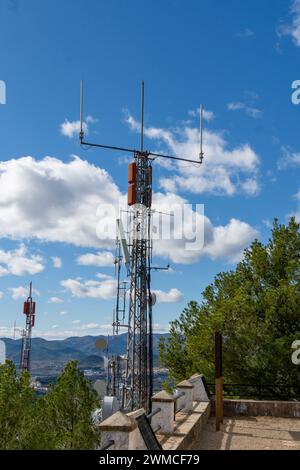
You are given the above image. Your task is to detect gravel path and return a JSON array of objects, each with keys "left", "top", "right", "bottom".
[{"left": 198, "top": 416, "right": 300, "bottom": 450}]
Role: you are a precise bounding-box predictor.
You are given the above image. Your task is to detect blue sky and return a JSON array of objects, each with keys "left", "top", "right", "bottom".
[{"left": 1, "top": 0, "right": 300, "bottom": 339}]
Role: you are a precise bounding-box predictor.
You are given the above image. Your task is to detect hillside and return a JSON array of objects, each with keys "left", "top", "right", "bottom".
[{"left": 0, "top": 333, "right": 169, "bottom": 373}]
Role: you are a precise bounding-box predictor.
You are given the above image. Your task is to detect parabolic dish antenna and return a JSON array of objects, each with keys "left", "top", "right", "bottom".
[{"left": 93, "top": 379, "right": 107, "bottom": 397}]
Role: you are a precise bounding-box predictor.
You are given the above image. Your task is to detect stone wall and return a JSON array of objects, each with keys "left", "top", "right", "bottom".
[
  {"left": 210, "top": 398, "right": 300, "bottom": 419},
  {"left": 99, "top": 374, "right": 210, "bottom": 450}
]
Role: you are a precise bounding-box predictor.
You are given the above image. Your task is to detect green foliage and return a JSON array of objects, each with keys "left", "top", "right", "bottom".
[
  {"left": 159, "top": 218, "right": 300, "bottom": 397},
  {"left": 0, "top": 360, "right": 100, "bottom": 450},
  {"left": 43, "top": 361, "right": 100, "bottom": 449},
  {"left": 0, "top": 361, "right": 35, "bottom": 449}
]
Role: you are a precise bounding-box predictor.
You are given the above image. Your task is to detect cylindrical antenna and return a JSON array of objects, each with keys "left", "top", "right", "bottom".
[
  {"left": 140, "top": 80, "right": 145, "bottom": 152},
  {"left": 80, "top": 80, "right": 84, "bottom": 142},
  {"left": 199, "top": 104, "right": 204, "bottom": 163},
  {"left": 29, "top": 281, "right": 32, "bottom": 299}
]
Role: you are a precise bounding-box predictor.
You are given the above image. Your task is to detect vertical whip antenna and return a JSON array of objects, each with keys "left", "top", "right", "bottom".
[
  {"left": 80, "top": 80, "right": 84, "bottom": 142},
  {"left": 140, "top": 80, "right": 145, "bottom": 152},
  {"left": 29, "top": 281, "right": 32, "bottom": 299},
  {"left": 199, "top": 104, "right": 204, "bottom": 163}
]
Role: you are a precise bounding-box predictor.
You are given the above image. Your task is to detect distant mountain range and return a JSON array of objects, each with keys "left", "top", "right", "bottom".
[{"left": 0, "top": 333, "right": 169, "bottom": 373}]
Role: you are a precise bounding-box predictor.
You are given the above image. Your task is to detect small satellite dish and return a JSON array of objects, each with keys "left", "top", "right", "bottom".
[
  {"left": 0, "top": 340, "right": 6, "bottom": 365},
  {"left": 93, "top": 379, "right": 107, "bottom": 397},
  {"left": 95, "top": 338, "right": 107, "bottom": 350},
  {"left": 102, "top": 396, "right": 120, "bottom": 420},
  {"left": 149, "top": 292, "right": 157, "bottom": 306}
]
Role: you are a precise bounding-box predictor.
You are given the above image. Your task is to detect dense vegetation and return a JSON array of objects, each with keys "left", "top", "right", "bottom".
[
  {"left": 159, "top": 218, "right": 300, "bottom": 398},
  {"left": 0, "top": 360, "right": 100, "bottom": 450}
]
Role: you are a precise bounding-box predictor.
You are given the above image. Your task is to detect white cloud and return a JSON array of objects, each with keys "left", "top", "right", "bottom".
[
  {"left": 152, "top": 192, "right": 258, "bottom": 264},
  {"left": 202, "top": 218, "right": 259, "bottom": 263},
  {"left": 278, "top": 0, "right": 300, "bottom": 47},
  {"left": 0, "top": 266, "right": 9, "bottom": 276},
  {"left": 152, "top": 323, "right": 170, "bottom": 333},
  {"left": 125, "top": 113, "right": 260, "bottom": 197},
  {"left": 8, "top": 285, "right": 40, "bottom": 300},
  {"left": 60, "top": 115, "right": 97, "bottom": 139},
  {"left": 188, "top": 107, "right": 215, "bottom": 121},
  {"left": 39, "top": 323, "right": 113, "bottom": 339},
  {"left": 48, "top": 297, "right": 63, "bottom": 303},
  {"left": 0, "top": 326, "right": 18, "bottom": 338},
  {"left": 227, "top": 102, "right": 262, "bottom": 119},
  {"left": 59, "top": 311, "right": 67, "bottom": 316},
  {"left": 72, "top": 320, "right": 81, "bottom": 324},
  {"left": 278, "top": 146, "right": 300, "bottom": 169},
  {"left": 52, "top": 325, "right": 58, "bottom": 329},
  {"left": 153, "top": 288, "right": 183, "bottom": 303},
  {"left": 96, "top": 273, "right": 113, "bottom": 280},
  {"left": 0, "top": 292, "right": 4, "bottom": 299},
  {"left": 61, "top": 277, "right": 117, "bottom": 299},
  {"left": 0, "top": 244, "right": 44, "bottom": 277},
  {"left": 76, "top": 251, "right": 115, "bottom": 267},
  {"left": 240, "top": 178, "right": 260, "bottom": 196},
  {"left": 0, "top": 155, "right": 258, "bottom": 265},
  {"left": 0, "top": 156, "right": 121, "bottom": 248},
  {"left": 52, "top": 256, "right": 62, "bottom": 268},
  {"left": 60, "top": 120, "right": 86, "bottom": 139}
]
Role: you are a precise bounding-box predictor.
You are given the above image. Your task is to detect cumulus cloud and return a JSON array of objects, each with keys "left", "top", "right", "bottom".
[
  {"left": 0, "top": 244, "right": 44, "bottom": 276},
  {"left": 76, "top": 251, "right": 115, "bottom": 267},
  {"left": 52, "top": 256, "right": 62, "bottom": 268},
  {"left": 0, "top": 291, "right": 4, "bottom": 299},
  {"left": 0, "top": 155, "right": 258, "bottom": 265},
  {"left": 0, "top": 156, "right": 121, "bottom": 248},
  {"left": 48, "top": 297, "right": 63, "bottom": 303},
  {"left": 151, "top": 192, "right": 258, "bottom": 264},
  {"left": 61, "top": 277, "right": 117, "bottom": 299},
  {"left": 125, "top": 113, "right": 260, "bottom": 197},
  {"left": 8, "top": 285, "right": 40, "bottom": 300},
  {"left": 153, "top": 288, "right": 183, "bottom": 303},
  {"left": 202, "top": 218, "right": 258, "bottom": 263},
  {"left": 60, "top": 115, "right": 97, "bottom": 139}
]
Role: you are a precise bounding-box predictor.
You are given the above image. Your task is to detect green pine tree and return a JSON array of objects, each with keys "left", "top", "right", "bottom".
[
  {"left": 159, "top": 218, "right": 300, "bottom": 398},
  {"left": 0, "top": 361, "right": 35, "bottom": 449},
  {"left": 43, "top": 361, "right": 100, "bottom": 449}
]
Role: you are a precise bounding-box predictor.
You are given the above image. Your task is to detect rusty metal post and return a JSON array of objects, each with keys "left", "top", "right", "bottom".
[{"left": 215, "top": 332, "right": 223, "bottom": 431}]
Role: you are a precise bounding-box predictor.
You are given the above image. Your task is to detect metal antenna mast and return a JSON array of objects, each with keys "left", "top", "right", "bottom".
[
  {"left": 79, "top": 81, "right": 204, "bottom": 413},
  {"left": 20, "top": 282, "right": 36, "bottom": 372}
]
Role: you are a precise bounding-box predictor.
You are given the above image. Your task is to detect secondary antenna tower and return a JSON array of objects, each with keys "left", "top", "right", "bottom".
[{"left": 20, "top": 282, "right": 36, "bottom": 372}]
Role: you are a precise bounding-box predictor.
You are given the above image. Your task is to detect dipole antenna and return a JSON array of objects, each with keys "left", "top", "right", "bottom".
[
  {"left": 79, "top": 80, "right": 205, "bottom": 165},
  {"left": 140, "top": 80, "right": 145, "bottom": 152},
  {"left": 78, "top": 81, "right": 205, "bottom": 413},
  {"left": 199, "top": 104, "right": 204, "bottom": 164},
  {"left": 80, "top": 80, "right": 84, "bottom": 142}
]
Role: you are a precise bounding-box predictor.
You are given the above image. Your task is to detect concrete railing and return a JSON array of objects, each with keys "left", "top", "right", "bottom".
[{"left": 99, "top": 374, "right": 210, "bottom": 450}]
